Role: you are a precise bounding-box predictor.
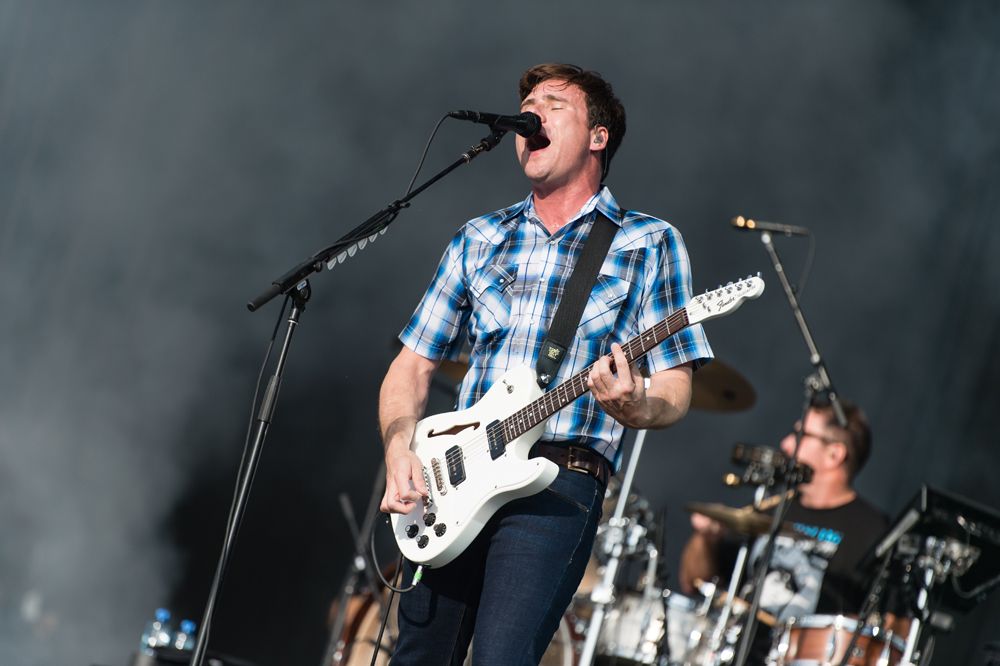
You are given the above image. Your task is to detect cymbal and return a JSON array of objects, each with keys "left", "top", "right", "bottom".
[
  {"left": 683, "top": 501, "right": 798, "bottom": 537},
  {"left": 690, "top": 359, "right": 756, "bottom": 412}
]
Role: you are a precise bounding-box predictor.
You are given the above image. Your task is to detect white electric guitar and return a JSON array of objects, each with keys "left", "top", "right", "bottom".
[{"left": 392, "top": 275, "right": 765, "bottom": 567}]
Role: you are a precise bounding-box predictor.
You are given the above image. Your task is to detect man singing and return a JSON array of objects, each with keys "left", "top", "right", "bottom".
[{"left": 379, "top": 63, "right": 713, "bottom": 666}]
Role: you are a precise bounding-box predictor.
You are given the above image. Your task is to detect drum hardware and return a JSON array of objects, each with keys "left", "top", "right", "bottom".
[
  {"left": 578, "top": 429, "right": 663, "bottom": 666},
  {"left": 686, "top": 439, "right": 816, "bottom": 666},
  {"left": 323, "top": 470, "right": 391, "bottom": 666},
  {"left": 856, "top": 485, "right": 1000, "bottom": 666},
  {"left": 728, "top": 444, "right": 813, "bottom": 493}
]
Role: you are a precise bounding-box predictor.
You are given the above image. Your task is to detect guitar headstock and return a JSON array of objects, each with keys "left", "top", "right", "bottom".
[{"left": 686, "top": 275, "right": 765, "bottom": 325}]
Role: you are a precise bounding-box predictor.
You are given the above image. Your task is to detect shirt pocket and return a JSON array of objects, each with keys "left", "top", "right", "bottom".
[
  {"left": 576, "top": 273, "right": 631, "bottom": 341},
  {"left": 469, "top": 264, "right": 518, "bottom": 337}
]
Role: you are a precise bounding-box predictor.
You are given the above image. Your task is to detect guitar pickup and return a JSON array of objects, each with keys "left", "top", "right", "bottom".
[
  {"left": 446, "top": 446, "right": 466, "bottom": 487},
  {"left": 487, "top": 420, "right": 505, "bottom": 460}
]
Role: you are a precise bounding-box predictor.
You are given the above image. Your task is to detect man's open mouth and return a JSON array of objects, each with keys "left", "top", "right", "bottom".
[{"left": 526, "top": 134, "right": 550, "bottom": 151}]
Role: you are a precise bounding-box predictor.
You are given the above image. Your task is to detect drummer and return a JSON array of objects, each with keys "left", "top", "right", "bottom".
[{"left": 678, "top": 398, "right": 904, "bottom": 659}]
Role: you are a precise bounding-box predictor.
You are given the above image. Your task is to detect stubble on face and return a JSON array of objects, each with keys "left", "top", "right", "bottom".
[{"left": 515, "top": 80, "right": 599, "bottom": 194}]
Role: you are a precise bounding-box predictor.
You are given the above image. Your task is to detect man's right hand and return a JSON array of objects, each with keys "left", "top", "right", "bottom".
[
  {"left": 378, "top": 346, "right": 440, "bottom": 515},
  {"left": 679, "top": 512, "right": 728, "bottom": 595},
  {"left": 381, "top": 444, "right": 428, "bottom": 514},
  {"left": 690, "top": 512, "right": 727, "bottom": 539}
]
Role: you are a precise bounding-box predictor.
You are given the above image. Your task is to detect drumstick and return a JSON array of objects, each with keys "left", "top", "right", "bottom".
[
  {"left": 745, "top": 489, "right": 796, "bottom": 513},
  {"left": 693, "top": 578, "right": 778, "bottom": 628}
]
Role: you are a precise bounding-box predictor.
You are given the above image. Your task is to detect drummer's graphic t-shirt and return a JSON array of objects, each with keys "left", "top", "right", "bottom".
[{"left": 745, "top": 496, "right": 888, "bottom": 622}]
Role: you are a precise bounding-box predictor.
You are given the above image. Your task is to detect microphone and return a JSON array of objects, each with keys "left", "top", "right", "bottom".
[
  {"left": 731, "top": 216, "right": 811, "bottom": 236},
  {"left": 449, "top": 110, "right": 542, "bottom": 138}
]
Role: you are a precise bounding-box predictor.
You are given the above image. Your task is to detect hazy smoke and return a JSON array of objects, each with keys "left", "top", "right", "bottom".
[{"left": 0, "top": 2, "right": 997, "bottom": 665}]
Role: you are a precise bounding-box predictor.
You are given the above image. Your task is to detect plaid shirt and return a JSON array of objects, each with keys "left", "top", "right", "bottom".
[{"left": 400, "top": 187, "right": 713, "bottom": 466}]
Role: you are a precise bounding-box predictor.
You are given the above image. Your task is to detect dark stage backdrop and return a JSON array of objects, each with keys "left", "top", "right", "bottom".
[{"left": 0, "top": 2, "right": 998, "bottom": 665}]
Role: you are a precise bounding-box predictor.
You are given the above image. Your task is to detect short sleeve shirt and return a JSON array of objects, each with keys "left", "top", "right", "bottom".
[{"left": 399, "top": 187, "right": 714, "bottom": 466}]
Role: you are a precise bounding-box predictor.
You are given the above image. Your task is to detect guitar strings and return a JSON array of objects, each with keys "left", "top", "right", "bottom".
[{"left": 440, "top": 309, "right": 687, "bottom": 472}]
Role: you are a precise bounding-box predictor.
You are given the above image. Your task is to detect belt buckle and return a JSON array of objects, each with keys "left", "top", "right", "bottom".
[{"left": 567, "top": 446, "right": 592, "bottom": 475}]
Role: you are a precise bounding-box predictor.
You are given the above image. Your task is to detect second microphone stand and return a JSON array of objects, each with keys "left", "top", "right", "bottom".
[{"left": 733, "top": 228, "right": 848, "bottom": 666}]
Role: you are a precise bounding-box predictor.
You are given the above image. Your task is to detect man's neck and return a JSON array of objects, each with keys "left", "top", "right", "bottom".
[
  {"left": 531, "top": 179, "right": 601, "bottom": 235},
  {"left": 797, "top": 478, "right": 857, "bottom": 510}
]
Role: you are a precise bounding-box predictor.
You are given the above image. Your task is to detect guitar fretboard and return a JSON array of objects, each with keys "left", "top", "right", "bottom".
[{"left": 499, "top": 307, "right": 690, "bottom": 444}]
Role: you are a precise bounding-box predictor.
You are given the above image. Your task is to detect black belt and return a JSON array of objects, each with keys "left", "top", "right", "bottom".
[{"left": 530, "top": 443, "right": 611, "bottom": 487}]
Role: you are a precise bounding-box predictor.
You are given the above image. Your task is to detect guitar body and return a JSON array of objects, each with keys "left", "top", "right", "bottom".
[
  {"left": 388, "top": 275, "right": 765, "bottom": 569},
  {"left": 390, "top": 364, "right": 559, "bottom": 568}
]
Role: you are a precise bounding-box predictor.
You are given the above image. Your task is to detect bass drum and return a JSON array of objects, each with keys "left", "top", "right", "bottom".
[{"left": 337, "top": 584, "right": 578, "bottom": 666}]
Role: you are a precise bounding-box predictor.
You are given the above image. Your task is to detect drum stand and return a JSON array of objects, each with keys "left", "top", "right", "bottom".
[
  {"left": 321, "top": 467, "right": 388, "bottom": 666},
  {"left": 703, "top": 482, "right": 787, "bottom": 665},
  {"left": 897, "top": 534, "right": 980, "bottom": 666},
  {"left": 578, "top": 428, "right": 653, "bottom": 666}
]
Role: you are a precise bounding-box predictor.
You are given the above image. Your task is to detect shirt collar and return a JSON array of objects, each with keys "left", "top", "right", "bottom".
[{"left": 499, "top": 186, "right": 624, "bottom": 228}]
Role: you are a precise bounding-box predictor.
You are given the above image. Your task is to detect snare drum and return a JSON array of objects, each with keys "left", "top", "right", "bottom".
[
  {"left": 770, "top": 615, "right": 905, "bottom": 666},
  {"left": 663, "top": 590, "right": 712, "bottom": 664},
  {"left": 597, "top": 590, "right": 667, "bottom": 665}
]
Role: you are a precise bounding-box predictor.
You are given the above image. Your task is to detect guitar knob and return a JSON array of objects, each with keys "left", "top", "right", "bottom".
[
  {"left": 417, "top": 535, "right": 429, "bottom": 549},
  {"left": 405, "top": 524, "right": 419, "bottom": 539},
  {"left": 434, "top": 523, "right": 447, "bottom": 537},
  {"left": 423, "top": 513, "right": 436, "bottom": 527}
]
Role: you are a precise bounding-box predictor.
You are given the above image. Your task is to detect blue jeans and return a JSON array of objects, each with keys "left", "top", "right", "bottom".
[{"left": 391, "top": 466, "right": 606, "bottom": 666}]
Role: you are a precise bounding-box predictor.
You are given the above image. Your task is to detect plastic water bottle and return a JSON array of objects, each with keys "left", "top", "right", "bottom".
[
  {"left": 172, "top": 619, "right": 197, "bottom": 650},
  {"left": 140, "top": 608, "right": 173, "bottom": 655}
]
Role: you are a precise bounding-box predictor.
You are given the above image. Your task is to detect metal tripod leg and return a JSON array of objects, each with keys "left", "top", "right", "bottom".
[{"left": 578, "top": 429, "right": 649, "bottom": 666}]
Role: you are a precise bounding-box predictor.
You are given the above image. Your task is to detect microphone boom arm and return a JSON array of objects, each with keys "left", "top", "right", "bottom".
[{"left": 247, "top": 126, "right": 508, "bottom": 312}]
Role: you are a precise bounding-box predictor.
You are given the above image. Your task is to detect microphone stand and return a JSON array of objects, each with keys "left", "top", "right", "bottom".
[
  {"left": 188, "top": 127, "right": 510, "bottom": 666},
  {"left": 732, "top": 229, "right": 846, "bottom": 666}
]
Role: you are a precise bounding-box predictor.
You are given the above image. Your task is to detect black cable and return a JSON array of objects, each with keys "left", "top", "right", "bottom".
[
  {"left": 406, "top": 113, "right": 450, "bottom": 197},
  {"left": 795, "top": 229, "right": 816, "bottom": 298},
  {"left": 369, "top": 554, "right": 405, "bottom": 666},
  {"left": 311, "top": 113, "right": 452, "bottom": 268},
  {"left": 370, "top": 513, "right": 424, "bottom": 593},
  {"left": 951, "top": 570, "right": 1000, "bottom": 599},
  {"left": 231, "top": 294, "right": 289, "bottom": 521}
]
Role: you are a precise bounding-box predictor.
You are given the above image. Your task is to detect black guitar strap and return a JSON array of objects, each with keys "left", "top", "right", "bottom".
[{"left": 535, "top": 211, "right": 618, "bottom": 389}]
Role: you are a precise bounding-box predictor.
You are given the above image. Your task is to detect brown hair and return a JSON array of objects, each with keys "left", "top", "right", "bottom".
[
  {"left": 811, "top": 397, "right": 872, "bottom": 482},
  {"left": 519, "top": 63, "right": 627, "bottom": 177}
]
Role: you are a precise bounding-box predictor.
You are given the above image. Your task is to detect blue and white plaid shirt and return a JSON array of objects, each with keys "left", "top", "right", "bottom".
[{"left": 400, "top": 187, "right": 714, "bottom": 466}]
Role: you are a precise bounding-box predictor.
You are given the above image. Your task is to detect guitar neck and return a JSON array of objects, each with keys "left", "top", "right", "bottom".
[{"left": 500, "top": 306, "right": 690, "bottom": 442}]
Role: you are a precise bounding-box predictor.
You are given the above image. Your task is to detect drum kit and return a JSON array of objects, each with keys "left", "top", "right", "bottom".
[{"left": 323, "top": 354, "right": 1000, "bottom": 666}]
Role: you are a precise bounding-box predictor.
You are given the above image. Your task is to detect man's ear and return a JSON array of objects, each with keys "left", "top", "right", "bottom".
[
  {"left": 590, "top": 126, "right": 609, "bottom": 152},
  {"left": 827, "top": 440, "right": 848, "bottom": 468}
]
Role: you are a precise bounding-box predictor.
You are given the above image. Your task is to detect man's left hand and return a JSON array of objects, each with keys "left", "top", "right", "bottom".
[{"left": 587, "top": 342, "right": 652, "bottom": 428}]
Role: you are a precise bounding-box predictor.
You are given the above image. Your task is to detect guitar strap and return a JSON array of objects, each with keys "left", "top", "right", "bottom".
[{"left": 535, "top": 211, "right": 618, "bottom": 389}]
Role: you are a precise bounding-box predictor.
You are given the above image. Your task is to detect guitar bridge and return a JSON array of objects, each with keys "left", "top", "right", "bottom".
[
  {"left": 431, "top": 458, "right": 447, "bottom": 495},
  {"left": 422, "top": 467, "right": 435, "bottom": 505}
]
